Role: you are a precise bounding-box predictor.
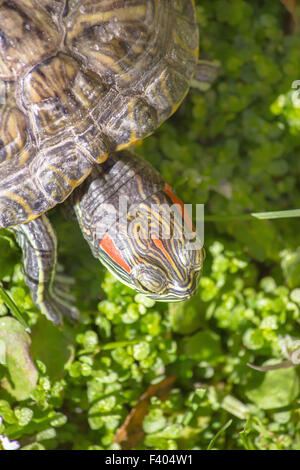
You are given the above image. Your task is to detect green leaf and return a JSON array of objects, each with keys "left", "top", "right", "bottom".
[
  {"left": 183, "top": 330, "right": 222, "bottom": 361},
  {"left": 0, "top": 317, "right": 38, "bottom": 400},
  {"left": 0, "top": 233, "right": 19, "bottom": 280},
  {"left": 244, "top": 365, "right": 299, "bottom": 409},
  {"left": 221, "top": 396, "right": 250, "bottom": 420},
  {"left": 0, "top": 339, "right": 6, "bottom": 365},
  {"left": 30, "top": 316, "right": 74, "bottom": 380},
  {"left": 169, "top": 297, "right": 205, "bottom": 335},
  {"left": 21, "top": 442, "right": 46, "bottom": 450},
  {"left": 281, "top": 249, "right": 300, "bottom": 288},
  {"left": 143, "top": 409, "right": 167, "bottom": 434}
]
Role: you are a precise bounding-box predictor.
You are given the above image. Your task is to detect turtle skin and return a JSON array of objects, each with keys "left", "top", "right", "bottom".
[{"left": 0, "top": 0, "right": 198, "bottom": 229}]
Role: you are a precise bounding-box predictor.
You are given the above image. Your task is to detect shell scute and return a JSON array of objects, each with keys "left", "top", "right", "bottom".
[{"left": 0, "top": 0, "right": 64, "bottom": 81}]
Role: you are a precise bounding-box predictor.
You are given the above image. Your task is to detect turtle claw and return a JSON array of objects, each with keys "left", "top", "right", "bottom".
[
  {"left": 38, "top": 290, "right": 79, "bottom": 325},
  {"left": 37, "top": 278, "right": 79, "bottom": 324},
  {"left": 45, "top": 270, "right": 79, "bottom": 323},
  {"left": 36, "top": 272, "right": 79, "bottom": 324},
  {"left": 55, "top": 272, "right": 76, "bottom": 285},
  {"left": 53, "top": 283, "right": 77, "bottom": 303},
  {"left": 13, "top": 216, "right": 79, "bottom": 325}
]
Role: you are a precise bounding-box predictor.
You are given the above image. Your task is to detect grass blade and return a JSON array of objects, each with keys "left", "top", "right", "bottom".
[
  {"left": 207, "top": 419, "right": 232, "bottom": 450},
  {"left": 251, "top": 209, "right": 300, "bottom": 219},
  {"left": 0, "top": 282, "right": 30, "bottom": 332},
  {"left": 205, "top": 208, "right": 300, "bottom": 222}
]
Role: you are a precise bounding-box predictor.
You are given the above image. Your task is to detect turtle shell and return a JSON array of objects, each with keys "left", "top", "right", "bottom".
[{"left": 0, "top": 0, "right": 198, "bottom": 228}]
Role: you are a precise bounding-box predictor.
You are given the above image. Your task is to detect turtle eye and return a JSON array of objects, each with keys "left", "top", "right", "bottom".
[{"left": 131, "top": 264, "right": 168, "bottom": 295}]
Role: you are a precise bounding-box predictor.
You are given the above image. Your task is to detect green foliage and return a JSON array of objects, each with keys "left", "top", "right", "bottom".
[
  {"left": 1, "top": 0, "right": 300, "bottom": 451},
  {"left": 245, "top": 367, "right": 299, "bottom": 410},
  {"left": 0, "top": 317, "right": 38, "bottom": 400}
]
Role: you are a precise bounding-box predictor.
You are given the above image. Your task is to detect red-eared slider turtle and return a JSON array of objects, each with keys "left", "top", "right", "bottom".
[{"left": 0, "top": 0, "right": 205, "bottom": 324}]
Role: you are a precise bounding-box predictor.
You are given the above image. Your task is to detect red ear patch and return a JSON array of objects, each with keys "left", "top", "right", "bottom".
[
  {"left": 100, "top": 234, "right": 131, "bottom": 273},
  {"left": 164, "top": 183, "right": 194, "bottom": 231}
]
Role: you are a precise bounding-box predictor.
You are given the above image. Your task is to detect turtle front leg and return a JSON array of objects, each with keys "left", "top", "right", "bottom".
[{"left": 12, "top": 214, "right": 78, "bottom": 325}]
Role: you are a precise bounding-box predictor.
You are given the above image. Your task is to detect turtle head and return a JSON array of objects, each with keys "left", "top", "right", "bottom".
[{"left": 98, "top": 184, "right": 203, "bottom": 302}]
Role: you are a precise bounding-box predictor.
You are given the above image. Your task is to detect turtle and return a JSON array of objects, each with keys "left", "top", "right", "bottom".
[{"left": 0, "top": 0, "right": 206, "bottom": 325}]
